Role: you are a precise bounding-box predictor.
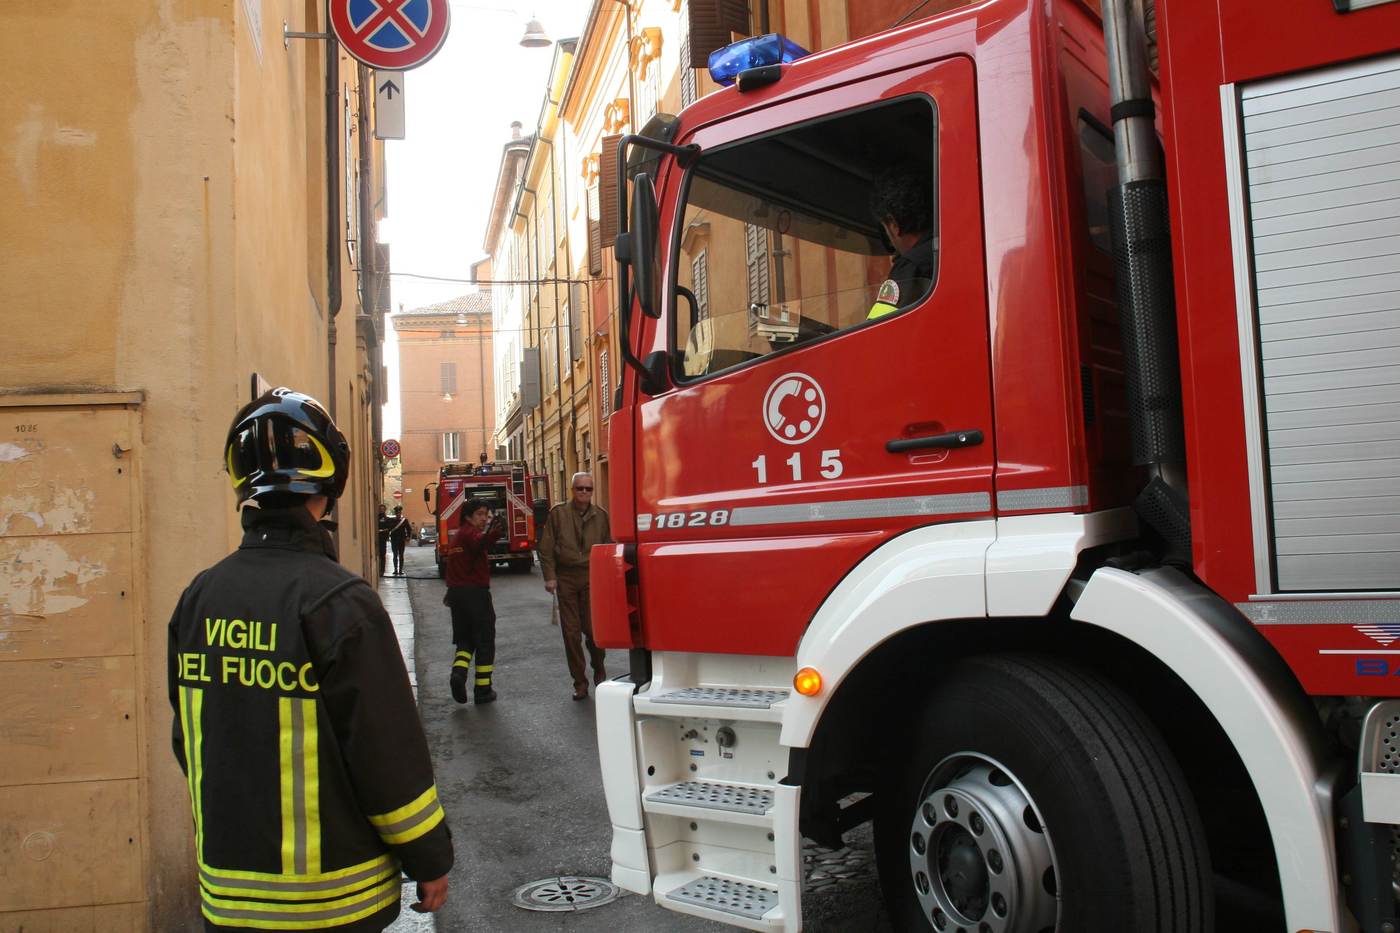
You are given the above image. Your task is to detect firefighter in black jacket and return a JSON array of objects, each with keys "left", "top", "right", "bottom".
[{"left": 169, "top": 387, "right": 453, "bottom": 931}]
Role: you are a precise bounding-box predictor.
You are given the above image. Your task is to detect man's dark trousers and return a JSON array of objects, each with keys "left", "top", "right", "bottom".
[
  {"left": 556, "top": 568, "right": 606, "bottom": 691},
  {"left": 447, "top": 586, "right": 495, "bottom": 698}
]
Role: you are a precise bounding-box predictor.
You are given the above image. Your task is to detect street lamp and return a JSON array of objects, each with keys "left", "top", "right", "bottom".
[{"left": 519, "top": 17, "right": 551, "bottom": 47}]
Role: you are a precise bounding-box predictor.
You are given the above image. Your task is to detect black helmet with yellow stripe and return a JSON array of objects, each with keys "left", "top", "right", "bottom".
[{"left": 225, "top": 388, "right": 350, "bottom": 505}]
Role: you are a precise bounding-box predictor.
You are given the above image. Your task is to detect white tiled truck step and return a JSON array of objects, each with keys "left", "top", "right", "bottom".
[
  {"left": 666, "top": 875, "right": 780, "bottom": 920},
  {"left": 651, "top": 687, "right": 790, "bottom": 708},
  {"left": 646, "top": 780, "right": 774, "bottom": 815}
]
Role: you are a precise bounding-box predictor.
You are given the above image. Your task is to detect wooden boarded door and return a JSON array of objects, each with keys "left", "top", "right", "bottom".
[{"left": 0, "top": 396, "right": 146, "bottom": 930}]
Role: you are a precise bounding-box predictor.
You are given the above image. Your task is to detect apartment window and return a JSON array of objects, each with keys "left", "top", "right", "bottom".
[
  {"left": 582, "top": 431, "right": 592, "bottom": 465},
  {"left": 440, "top": 361, "right": 457, "bottom": 395},
  {"left": 441, "top": 432, "right": 461, "bottom": 462}
]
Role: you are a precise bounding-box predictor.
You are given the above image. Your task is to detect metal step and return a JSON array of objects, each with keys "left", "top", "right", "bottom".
[
  {"left": 651, "top": 686, "right": 789, "bottom": 709},
  {"left": 646, "top": 780, "right": 774, "bottom": 816},
  {"left": 665, "top": 875, "right": 779, "bottom": 921}
]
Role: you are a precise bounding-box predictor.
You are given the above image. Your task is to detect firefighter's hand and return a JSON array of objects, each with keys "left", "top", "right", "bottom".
[
  {"left": 544, "top": 579, "right": 557, "bottom": 594},
  {"left": 411, "top": 875, "right": 448, "bottom": 913}
]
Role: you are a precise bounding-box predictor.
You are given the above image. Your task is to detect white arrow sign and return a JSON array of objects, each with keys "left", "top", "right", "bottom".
[{"left": 374, "top": 71, "right": 405, "bottom": 140}]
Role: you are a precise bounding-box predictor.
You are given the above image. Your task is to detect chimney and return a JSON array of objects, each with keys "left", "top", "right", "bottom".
[{"left": 510, "top": 121, "right": 523, "bottom": 139}]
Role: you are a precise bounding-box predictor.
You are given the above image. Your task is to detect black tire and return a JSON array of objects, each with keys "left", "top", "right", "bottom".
[
  {"left": 512, "top": 557, "right": 533, "bottom": 574},
  {"left": 874, "top": 654, "right": 1212, "bottom": 933}
]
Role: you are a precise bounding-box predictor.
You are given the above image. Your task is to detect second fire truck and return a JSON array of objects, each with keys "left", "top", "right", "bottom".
[{"left": 424, "top": 460, "right": 548, "bottom": 576}]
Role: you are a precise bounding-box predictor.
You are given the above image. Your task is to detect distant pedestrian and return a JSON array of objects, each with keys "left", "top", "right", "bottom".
[
  {"left": 389, "top": 505, "right": 414, "bottom": 574},
  {"left": 538, "top": 472, "right": 610, "bottom": 700},
  {"left": 377, "top": 504, "right": 393, "bottom": 576},
  {"left": 169, "top": 387, "right": 452, "bottom": 931},
  {"left": 444, "top": 498, "right": 504, "bottom": 704}
]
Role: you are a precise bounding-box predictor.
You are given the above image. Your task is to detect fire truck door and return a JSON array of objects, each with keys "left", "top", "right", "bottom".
[{"left": 633, "top": 58, "right": 991, "bottom": 657}]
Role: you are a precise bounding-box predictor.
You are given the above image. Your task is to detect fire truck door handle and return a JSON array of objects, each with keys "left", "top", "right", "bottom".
[{"left": 885, "top": 429, "right": 984, "bottom": 453}]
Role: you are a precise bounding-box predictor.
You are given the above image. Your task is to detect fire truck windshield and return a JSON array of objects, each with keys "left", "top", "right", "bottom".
[{"left": 671, "top": 95, "right": 938, "bottom": 379}]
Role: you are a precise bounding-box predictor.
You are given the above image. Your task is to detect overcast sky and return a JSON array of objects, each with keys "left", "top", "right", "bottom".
[{"left": 380, "top": 0, "right": 588, "bottom": 440}]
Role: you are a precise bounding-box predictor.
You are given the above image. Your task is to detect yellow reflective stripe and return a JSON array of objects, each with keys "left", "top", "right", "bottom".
[
  {"left": 180, "top": 687, "right": 206, "bottom": 860},
  {"left": 367, "top": 785, "right": 438, "bottom": 829},
  {"left": 296, "top": 435, "right": 336, "bottom": 479},
  {"left": 474, "top": 678, "right": 492, "bottom": 686},
  {"left": 200, "top": 876, "right": 399, "bottom": 929},
  {"left": 198, "top": 853, "right": 395, "bottom": 884},
  {"left": 476, "top": 664, "right": 493, "bottom": 673},
  {"left": 279, "top": 698, "right": 295, "bottom": 874},
  {"left": 454, "top": 651, "right": 471, "bottom": 659},
  {"left": 378, "top": 801, "right": 445, "bottom": 846},
  {"left": 301, "top": 699, "right": 320, "bottom": 876},
  {"left": 867, "top": 301, "right": 898, "bottom": 320},
  {"left": 199, "top": 858, "right": 397, "bottom": 901},
  {"left": 452, "top": 659, "right": 471, "bottom": 669}
]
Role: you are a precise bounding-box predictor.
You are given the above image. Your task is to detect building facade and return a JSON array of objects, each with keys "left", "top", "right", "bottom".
[
  {"left": 0, "top": 4, "right": 390, "bottom": 929},
  {"left": 485, "top": 124, "right": 534, "bottom": 464},
  {"left": 394, "top": 294, "right": 496, "bottom": 532}
]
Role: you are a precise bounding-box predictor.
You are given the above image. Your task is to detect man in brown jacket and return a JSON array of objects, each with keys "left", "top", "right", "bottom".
[{"left": 538, "top": 471, "right": 611, "bottom": 700}]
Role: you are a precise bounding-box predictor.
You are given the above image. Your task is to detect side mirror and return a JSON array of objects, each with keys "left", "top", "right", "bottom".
[
  {"left": 532, "top": 498, "right": 549, "bottom": 529},
  {"left": 422, "top": 488, "right": 430, "bottom": 504},
  {"left": 630, "top": 173, "right": 662, "bottom": 319}
]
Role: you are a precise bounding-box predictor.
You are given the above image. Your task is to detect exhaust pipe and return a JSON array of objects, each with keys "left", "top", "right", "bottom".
[{"left": 1102, "top": 0, "right": 1191, "bottom": 561}]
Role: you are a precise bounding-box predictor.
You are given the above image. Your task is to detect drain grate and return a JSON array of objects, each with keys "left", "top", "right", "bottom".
[
  {"left": 667, "top": 875, "right": 778, "bottom": 920},
  {"left": 648, "top": 780, "right": 774, "bottom": 815},
  {"left": 651, "top": 686, "right": 789, "bottom": 708},
  {"left": 511, "top": 876, "right": 620, "bottom": 912}
]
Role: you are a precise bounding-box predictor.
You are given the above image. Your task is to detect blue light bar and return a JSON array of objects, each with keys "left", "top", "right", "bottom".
[{"left": 707, "top": 34, "right": 810, "bottom": 87}]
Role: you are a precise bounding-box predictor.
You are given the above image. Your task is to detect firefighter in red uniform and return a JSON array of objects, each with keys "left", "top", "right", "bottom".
[
  {"left": 444, "top": 498, "right": 504, "bottom": 704},
  {"left": 168, "top": 388, "right": 453, "bottom": 931}
]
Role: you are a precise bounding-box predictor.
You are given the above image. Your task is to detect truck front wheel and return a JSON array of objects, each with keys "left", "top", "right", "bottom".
[{"left": 874, "top": 654, "right": 1212, "bottom": 932}]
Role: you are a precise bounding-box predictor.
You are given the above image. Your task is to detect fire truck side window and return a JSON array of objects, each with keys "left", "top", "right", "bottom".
[{"left": 672, "top": 97, "right": 938, "bottom": 379}]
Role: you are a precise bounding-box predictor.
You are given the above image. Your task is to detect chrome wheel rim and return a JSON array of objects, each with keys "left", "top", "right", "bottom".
[{"left": 907, "top": 753, "right": 1059, "bottom": 933}]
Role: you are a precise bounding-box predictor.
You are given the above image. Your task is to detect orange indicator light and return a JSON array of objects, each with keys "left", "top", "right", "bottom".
[{"left": 793, "top": 667, "right": 822, "bottom": 696}]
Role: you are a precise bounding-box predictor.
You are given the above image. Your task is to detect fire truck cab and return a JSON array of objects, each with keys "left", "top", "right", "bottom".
[
  {"left": 592, "top": 0, "right": 1400, "bottom": 930},
  {"left": 425, "top": 461, "right": 549, "bottom": 576}
]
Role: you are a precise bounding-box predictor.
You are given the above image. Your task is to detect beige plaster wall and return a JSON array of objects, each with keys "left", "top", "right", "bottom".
[{"left": 1, "top": 2, "right": 381, "bottom": 928}]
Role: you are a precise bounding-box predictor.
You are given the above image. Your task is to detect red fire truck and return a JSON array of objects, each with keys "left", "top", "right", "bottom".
[
  {"left": 424, "top": 461, "right": 548, "bottom": 576},
  {"left": 591, "top": 1, "right": 1400, "bottom": 930}
]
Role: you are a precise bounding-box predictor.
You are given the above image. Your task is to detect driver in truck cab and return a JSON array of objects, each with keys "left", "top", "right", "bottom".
[{"left": 866, "top": 166, "right": 938, "bottom": 320}]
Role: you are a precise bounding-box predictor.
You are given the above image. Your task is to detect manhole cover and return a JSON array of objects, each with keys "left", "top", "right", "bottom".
[{"left": 511, "top": 876, "right": 620, "bottom": 912}]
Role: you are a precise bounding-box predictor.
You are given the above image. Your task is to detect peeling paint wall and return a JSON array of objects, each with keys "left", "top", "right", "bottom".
[{"left": 0, "top": 402, "right": 145, "bottom": 929}]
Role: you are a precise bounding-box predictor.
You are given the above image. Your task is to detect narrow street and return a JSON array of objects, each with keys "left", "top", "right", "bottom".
[{"left": 383, "top": 543, "right": 891, "bottom": 932}]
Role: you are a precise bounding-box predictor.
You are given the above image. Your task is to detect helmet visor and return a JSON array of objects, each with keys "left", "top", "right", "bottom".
[{"left": 227, "top": 418, "right": 336, "bottom": 488}]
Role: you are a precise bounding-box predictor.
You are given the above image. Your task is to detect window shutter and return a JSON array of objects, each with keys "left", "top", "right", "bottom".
[
  {"left": 440, "top": 361, "right": 457, "bottom": 395},
  {"left": 521, "top": 347, "right": 541, "bottom": 409},
  {"left": 375, "top": 244, "right": 391, "bottom": 312},
  {"left": 599, "top": 349, "right": 611, "bottom": 418},
  {"left": 687, "top": 0, "right": 749, "bottom": 68},
  {"left": 744, "top": 223, "right": 770, "bottom": 310},
  {"left": 570, "top": 284, "right": 584, "bottom": 361},
  {"left": 692, "top": 251, "right": 710, "bottom": 320},
  {"left": 680, "top": 9, "right": 698, "bottom": 108},
  {"left": 587, "top": 187, "right": 603, "bottom": 276},
  {"left": 599, "top": 135, "right": 624, "bottom": 245}
]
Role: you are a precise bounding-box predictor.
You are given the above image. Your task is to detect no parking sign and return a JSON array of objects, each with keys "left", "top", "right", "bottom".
[{"left": 330, "top": 0, "right": 450, "bottom": 71}]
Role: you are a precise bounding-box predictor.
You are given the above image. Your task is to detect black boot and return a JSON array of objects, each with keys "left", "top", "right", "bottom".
[{"left": 450, "top": 650, "right": 471, "bottom": 704}]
